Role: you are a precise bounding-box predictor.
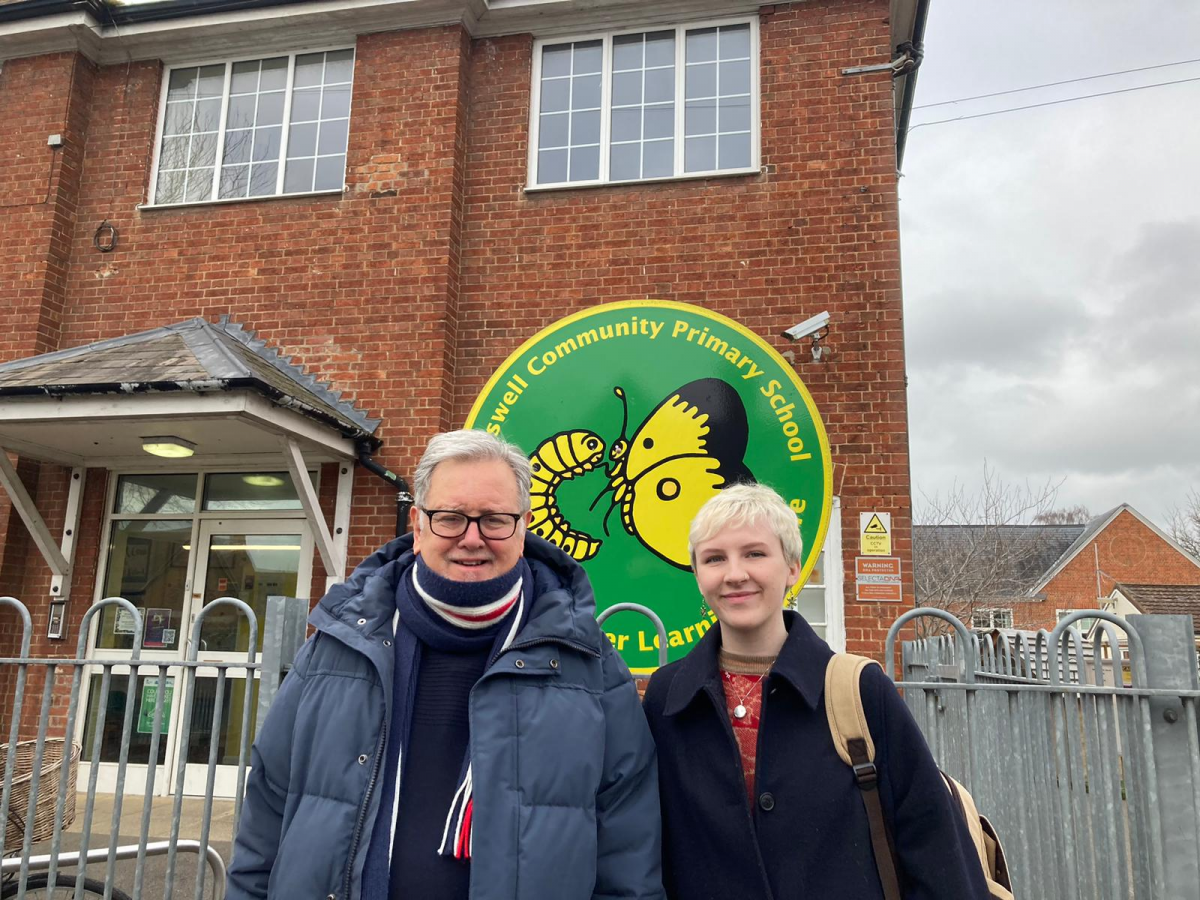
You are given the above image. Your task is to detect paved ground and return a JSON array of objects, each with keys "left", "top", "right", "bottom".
[{"left": 4, "top": 795, "right": 235, "bottom": 899}]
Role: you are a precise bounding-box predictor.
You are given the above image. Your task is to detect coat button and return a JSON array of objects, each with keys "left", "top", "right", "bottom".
[
  {"left": 327, "top": 894, "right": 336, "bottom": 900},
  {"left": 357, "top": 754, "right": 369, "bottom": 765},
  {"left": 549, "top": 659, "right": 559, "bottom": 669},
  {"left": 383, "top": 639, "right": 392, "bottom": 647},
  {"left": 758, "top": 792, "right": 775, "bottom": 812},
  {"left": 514, "top": 659, "right": 525, "bottom": 668},
  {"left": 357, "top": 618, "right": 367, "bottom": 626}
]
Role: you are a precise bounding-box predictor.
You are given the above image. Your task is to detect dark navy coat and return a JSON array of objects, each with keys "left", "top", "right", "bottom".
[
  {"left": 642, "top": 613, "right": 989, "bottom": 900},
  {"left": 226, "top": 533, "right": 665, "bottom": 900}
]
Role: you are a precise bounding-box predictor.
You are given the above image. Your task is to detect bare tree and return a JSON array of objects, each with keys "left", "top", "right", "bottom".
[
  {"left": 913, "top": 463, "right": 1066, "bottom": 634},
  {"left": 1168, "top": 489, "right": 1200, "bottom": 560},
  {"left": 1034, "top": 504, "right": 1091, "bottom": 525}
]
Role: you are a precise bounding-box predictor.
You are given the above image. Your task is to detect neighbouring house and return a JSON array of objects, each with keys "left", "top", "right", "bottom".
[
  {"left": 1, "top": 0, "right": 930, "bottom": 796},
  {"left": 915, "top": 504, "right": 1200, "bottom": 633},
  {"left": 1104, "top": 582, "right": 1200, "bottom": 651}
]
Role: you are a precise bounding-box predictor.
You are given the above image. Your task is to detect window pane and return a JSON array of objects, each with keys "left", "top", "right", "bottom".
[
  {"left": 219, "top": 164, "right": 249, "bottom": 198},
  {"left": 685, "top": 99, "right": 715, "bottom": 135},
  {"left": 321, "top": 85, "right": 352, "bottom": 120},
  {"left": 252, "top": 125, "right": 281, "bottom": 162},
  {"left": 155, "top": 170, "right": 186, "bottom": 204},
  {"left": 260, "top": 56, "right": 289, "bottom": 90},
  {"left": 159, "top": 135, "right": 189, "bottom": 170},
  {"left": 163, "top": 102, "right": 193, "bottom": 136},
  {"left": 539, "top": 112, "right": 569, "bottom": 148},
  {"left": 189, "top": 132, "right": 217, "bottom": 168},
  {"left": 186, "top": 677, "right": 261, "bottom": 766},
  {"left": 718, "top": 95, "right": 751, "bottom": 133},
  {"left": 569, "top": 144, "right": 599, "bottom": 181},
  {"left": 611, "top": 107, "right": 641, "bottom": 143},
  {"left": 227, "top": 94, "right": 256, "bottom": 130},
  {"left": 117, "top": 474, "right": 197, "bottom": 515},
  {"left": 538, "top": 148, "right": 568, "bottom": 183},
  {"left": 572, "top": 74, "right": 601, "bottom": 110},
  {"left": 644, "top": 67, "right": 674, "bottom": 104},
  {"left": 202, "top": 472, "right": 302, "bottom": 510},
  {"left": 643, "top": 139, "right": 673, "bottom": 177},
  {"left": 719, "top": 23, "right": 751, "bottom": 59},
  {"left": 287, "top": 121, "right": 317, "bottom": 157},
  {"left": 167, "top": 68, "right": 198, "bottom": 101},
  {"left": 645, "top": 30, "right": 675, "bottom": 66},
  {"left": 318, "top": 118, "right": 349, "bottom": 155},
  {"left": 686, "top": 28, "right": 718, "bottom": 63},
  {"left": 685, "top": 135, "right": 715, "bottom": 171},
  {"left": 294, "top": 52, "right": 324, "bottom": 87},
  {"left": 249, "top": 161, "right": 278, "bottom": 195},
  {"left": 198, "top": 532, "right": 300, "bottom": 652},
  {"left": 185, "top": 168, "right": 213, "bottom": 202},
  {"left": 718, "top": 132, "right": 750, "bottom": 169},
  {"left": 223, "top": 128, "right": 252, "bottom": 164},
  {"left": 95, "top": 519, "right": 192, "bottom": 651},
  {"left": 685, "top": 63, "right": 716, "bottom": 99},
  {"left": 540, "top": 78, "right": 570, "bottom": 113},
  {"left": 644, "top": 105, "right": 673, "bottom": 140},
  {"left": 571, "top": 109, "right": 600, "bottom": 145},
  {"left": 542, "top": 45, "right": 571, "bottom": 79},
  {"left": 314, "top": 155, "right": 345, "bottom": 191},
  {"left": 291, "top": 88, "right": 320, "bottom": 122},
  {"left": 256, "top": 91, "right": 285, "bottom": 127},
  {"left": 325, "top": 49, "right": 354, "bottom": 83},
  {"left": 284, "top": 157, "right": 315, "bottom": 192},
  {"left": 197, "top": 64, "right": 225, "bottom": 97},
  {"left": 81, "top": 673, "right": 172, "bottom": 765},
  {"left": 719, "top": 59, "right": 751, "bottom": 95},
  {"left": 194, "top": 98, "right": 222, "bottom": 132},
  {"left": 573, "top": 40, "right": 602, "bottom": 74},
  {"left": 613, "top": 34, "right": 643, "bottom": 71},
  {"left": 230, "top": 59, "right": 259, "bottom": 94},
  {"left": 611, "top": 71, "right": 642, "bottom": 107},
  {"left": 610, "top": 142, "right": 640, "bottom": 181},
  {"left": 796, "top": 585, "right": 825, "bottom": 625}
]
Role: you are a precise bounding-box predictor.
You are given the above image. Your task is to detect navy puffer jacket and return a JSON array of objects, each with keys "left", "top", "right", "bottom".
[{"left": 226, "top": 533, "right": 665, "bottom": 900}]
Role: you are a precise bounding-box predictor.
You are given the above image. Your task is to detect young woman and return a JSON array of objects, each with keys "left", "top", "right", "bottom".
[{"left": 642, "top": 483, "right": 989, "bottom": 899}]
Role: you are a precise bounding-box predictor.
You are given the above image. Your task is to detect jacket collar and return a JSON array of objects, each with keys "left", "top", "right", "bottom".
[
  {"left": 663, "top": 611, "right": 833, "bottom": 716},
  {"left": 308, "top": 532, "right": 603, "bottom": 657}
]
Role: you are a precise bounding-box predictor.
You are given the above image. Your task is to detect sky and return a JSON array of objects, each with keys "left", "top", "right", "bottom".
[{"left": 899, "top": 1, "right": 1200, "bottom": 527}]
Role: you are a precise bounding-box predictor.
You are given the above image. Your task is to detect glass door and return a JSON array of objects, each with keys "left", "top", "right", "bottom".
[{"left": 182, "top": 519, "right": 310, "bottom": 796}]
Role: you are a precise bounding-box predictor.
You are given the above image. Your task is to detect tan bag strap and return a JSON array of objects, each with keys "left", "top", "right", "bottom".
[{"left": 824, "top": 654, "right": 901, "bottom": 900}]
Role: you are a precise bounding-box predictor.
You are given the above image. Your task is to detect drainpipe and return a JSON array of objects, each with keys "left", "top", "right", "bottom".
[{"left": 356, "top": 441, "right": 413, "bottom": 537}]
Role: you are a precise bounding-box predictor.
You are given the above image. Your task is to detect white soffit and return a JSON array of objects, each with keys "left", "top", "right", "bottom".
[{"left": 0, "top": 391, "right": 357, "bottom": 466}]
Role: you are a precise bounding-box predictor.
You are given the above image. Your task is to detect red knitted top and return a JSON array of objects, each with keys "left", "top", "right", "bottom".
[{"left": 718, "top": 649, "right": 777, "bottom": 807}]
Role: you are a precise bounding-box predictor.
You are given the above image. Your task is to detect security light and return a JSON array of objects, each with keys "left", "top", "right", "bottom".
[{"left": 141, "top": 436, "right": 196, "bottom": 458}]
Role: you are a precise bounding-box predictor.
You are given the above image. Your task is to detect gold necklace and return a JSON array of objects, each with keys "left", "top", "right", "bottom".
[{"left": 723, "top": 671, "right": 766, "bottom": 720}]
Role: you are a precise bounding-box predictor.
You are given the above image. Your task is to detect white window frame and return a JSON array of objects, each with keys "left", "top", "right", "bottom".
[
  {"left": 145, "top": 45, "right": 355, "bottom": 209},
  {"left": 527, "top": 16, "right": 760, "bottom": 191},
  {"left": 972, "top": 608, "right": 1015, "bottom": 630}
]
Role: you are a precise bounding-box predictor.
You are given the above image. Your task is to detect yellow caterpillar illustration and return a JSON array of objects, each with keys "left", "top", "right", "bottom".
[{"left": 528, "top": 430, "right": 607, "bottom": 561}]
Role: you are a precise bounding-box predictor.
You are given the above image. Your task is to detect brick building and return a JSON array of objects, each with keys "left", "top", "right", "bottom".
[
  {"left": 916, "top": 505, "right": 1200, "bottom": 633},
  {"left": 1, "top": 0, "right": 927, "bottom": 789}
]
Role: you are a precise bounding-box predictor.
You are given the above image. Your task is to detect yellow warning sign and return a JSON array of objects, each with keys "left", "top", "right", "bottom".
[{"left": 859, "top": 512, "right": 891, "bottom": 556}]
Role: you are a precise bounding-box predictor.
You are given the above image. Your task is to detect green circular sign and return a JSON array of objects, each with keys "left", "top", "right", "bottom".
[{"left": 465, "top": 300, "right": 832, "bottom": 669}]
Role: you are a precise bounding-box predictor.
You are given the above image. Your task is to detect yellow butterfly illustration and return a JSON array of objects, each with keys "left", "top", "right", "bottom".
[{"left": 593, "top": 378, "right": 754, "bottom": 569}]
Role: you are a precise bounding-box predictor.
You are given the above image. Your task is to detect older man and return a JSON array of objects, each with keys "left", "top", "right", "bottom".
[{"left": 227, "top": 430, "right": 664, "bottom": 900}]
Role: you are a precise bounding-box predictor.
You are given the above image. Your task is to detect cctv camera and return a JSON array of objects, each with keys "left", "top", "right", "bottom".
[{"left": 781, "top": 311, "right": 830, "bottom": 341}]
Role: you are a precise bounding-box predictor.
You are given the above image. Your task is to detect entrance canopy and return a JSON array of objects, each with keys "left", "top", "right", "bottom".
[{"left": 0, "top": 317, "right": 380, "bottom": 597}]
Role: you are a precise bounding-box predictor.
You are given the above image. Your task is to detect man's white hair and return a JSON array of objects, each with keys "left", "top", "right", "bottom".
[
  {"left": 413, "top": 429, "right": 532, "bottom": 513},
  {"left": 688, "top": 482, "right": 804, "bottom": 567}
]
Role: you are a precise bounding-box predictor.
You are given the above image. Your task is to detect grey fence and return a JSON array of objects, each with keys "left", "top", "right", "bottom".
[
  {"left": 894, "top": 608, "right": 1200, "bottom": 900},
  {"left": 1, "top": 595, "right": 304, "bottom": 900}
]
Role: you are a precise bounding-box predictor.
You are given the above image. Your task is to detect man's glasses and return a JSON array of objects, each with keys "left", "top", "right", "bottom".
[{"left": 422, "top": 509, "right": 523, "bottom": 540}]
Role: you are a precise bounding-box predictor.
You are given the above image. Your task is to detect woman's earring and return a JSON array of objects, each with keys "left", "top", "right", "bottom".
[{"left": 700, "top": 597, "right": 712, "bottom": 618}]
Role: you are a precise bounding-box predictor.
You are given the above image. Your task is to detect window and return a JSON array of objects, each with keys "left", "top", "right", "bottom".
[
  {"left": 1057, "top": 609, "right": 1100, "bottom": 635},
  {"left": 971, "top": 608, "right": 1014, "bottom": 630},
  {"left": 530, "top": 20, "right": 757, "bottom": 188},
  {"left": 151, "top": 49, "right": 354, "bottom": 206}
]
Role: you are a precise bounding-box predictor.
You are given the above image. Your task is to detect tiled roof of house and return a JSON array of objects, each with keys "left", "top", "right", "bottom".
[
  {"left": 0, "top": 316, "right": 379, "bottom": 438},
  {"left": 1114, "top": 583, "right": 1200, "bottom": 632},
  {"left": 914, "top": 524, "right": 1087, "bottom": 597}
]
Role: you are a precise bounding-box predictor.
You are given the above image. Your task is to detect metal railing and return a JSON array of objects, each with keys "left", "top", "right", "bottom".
[
  {"left": 894, "top": 608, "right": 1200, "bottom": 900},
  {"left": 1, "top": 595, "right": 264, "bottom": 900}
]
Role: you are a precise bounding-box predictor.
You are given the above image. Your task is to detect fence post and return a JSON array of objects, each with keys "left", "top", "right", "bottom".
[
  {"left": 1127, "top": 613, "right": 1200, "bottom": 898},
  {"left": 257, "top": 596, "right": 310, "bottom": 738}
]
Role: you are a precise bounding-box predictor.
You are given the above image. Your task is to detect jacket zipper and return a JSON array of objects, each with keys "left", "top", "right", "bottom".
[{"left": 341, "top": 718, "right": 388, "bottom": 900}]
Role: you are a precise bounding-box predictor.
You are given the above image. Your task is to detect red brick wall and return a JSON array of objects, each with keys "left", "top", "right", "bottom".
[
  {"left": 1012, "top": 510, "right": 1200, "bottom": 631},
  {"left": 454, "top": 0, "right": 907, "bottom": 655},
  {"left": 0, "top": 1, "right": 910, "bottom": 673}
]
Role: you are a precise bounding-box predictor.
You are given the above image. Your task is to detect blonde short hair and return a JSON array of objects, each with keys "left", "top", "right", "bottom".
[{"left": 688, "top": 482, "right": 804, "bottom": 567}]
